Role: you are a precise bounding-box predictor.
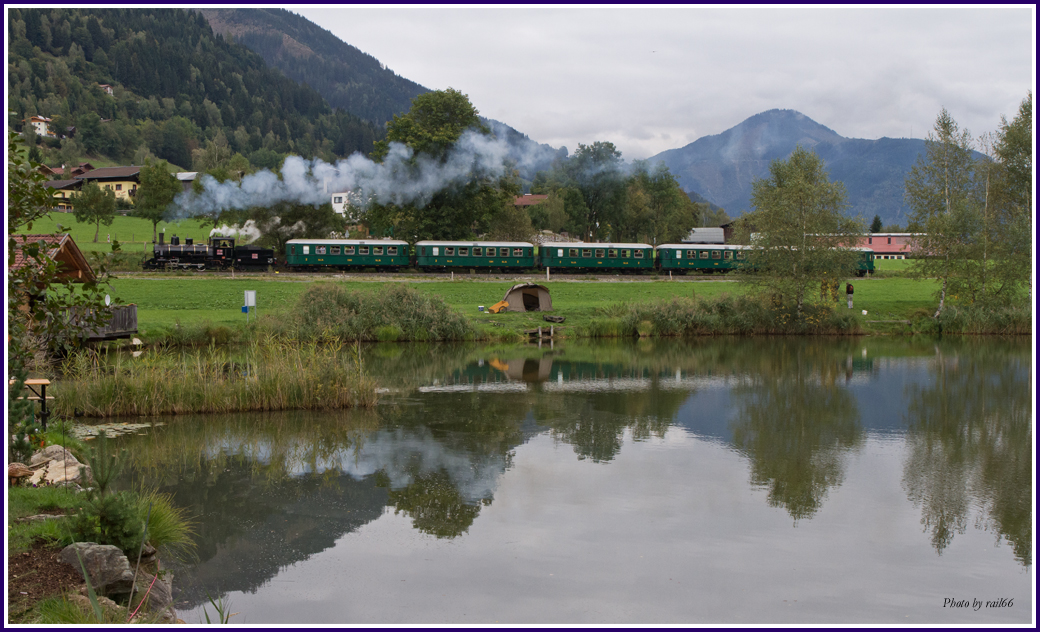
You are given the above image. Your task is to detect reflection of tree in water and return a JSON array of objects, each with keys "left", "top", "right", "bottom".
[
  {"left": 540, "top": 387, "right": 684, "bottom": 463},
  {"left": 730, "top": 341, "right": 864, "bottom": 520},
  {"left": 902, "top": 340, "right": 1032, "bottom": 565}
]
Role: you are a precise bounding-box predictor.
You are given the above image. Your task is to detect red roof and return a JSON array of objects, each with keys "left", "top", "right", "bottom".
[
  {"left": 514, "top": 194, "right": 549, "bottom": 207},
  {"left": 10, "top": 234, "right": 95, "bottom": 282}
]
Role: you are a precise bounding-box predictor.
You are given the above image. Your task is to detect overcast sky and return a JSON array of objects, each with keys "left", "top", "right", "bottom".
[{"left": 294, "top": 5, "right": 1034, "bottom": 161}]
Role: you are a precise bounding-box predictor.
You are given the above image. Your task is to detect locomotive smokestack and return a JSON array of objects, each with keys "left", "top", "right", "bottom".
[{"left": 159, "top": 232, "right": 164, "bottom": 245}]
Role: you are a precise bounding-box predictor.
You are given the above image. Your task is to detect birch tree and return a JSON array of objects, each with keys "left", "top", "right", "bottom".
[{"left": 740, "top": 146, "right": 863, "bottom": 316}]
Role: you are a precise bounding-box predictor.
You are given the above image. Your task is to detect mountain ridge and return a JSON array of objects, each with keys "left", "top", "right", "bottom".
[{"left": 650, "top": 109, "right": 926, "bottom": 226}]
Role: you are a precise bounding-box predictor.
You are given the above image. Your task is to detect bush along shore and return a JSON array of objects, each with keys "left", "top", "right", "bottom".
[
  {"left": 54, "top": 338, "right": 376, "bottom": 418},
  {"left": 576, "top": 294, "right": 863, "bottom": 337}
]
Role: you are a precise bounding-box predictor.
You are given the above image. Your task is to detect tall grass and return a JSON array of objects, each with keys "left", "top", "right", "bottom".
[
  {"left": 576, "top": 294, "right": 862, "bottom": 337},
  {"left": 910, "top": 303, "right": 1032, "bottom": 335},
  {"left": 54, "top": 340, "right": 377, "bottom": 418}
]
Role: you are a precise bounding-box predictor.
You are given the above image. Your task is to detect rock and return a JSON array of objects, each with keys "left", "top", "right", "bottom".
[
  {"left": 31, "top": 445, "right": 79, "bottom": 467},
  {"left": 68, "top": 592, "right": 127, "bottom": 620},
  {"left": 125, "top": 572, "right": 175, "bottom": 621},
  {"left": 43, "top": 459, "right": 91, "bottom": 486},
  {"left": 16, "top": 514, "right": 71, "bottom": 523},
  {"left": 59, "top": 543, "right": 135, "bottom": 596}
]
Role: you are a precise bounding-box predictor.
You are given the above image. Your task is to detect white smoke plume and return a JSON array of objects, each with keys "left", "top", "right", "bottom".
[
  {"left": 169, "top": 130, "right": 543, "bottom": 221},
  {"left": 210, "top": 220, "right": 262, "bottom": 243}
]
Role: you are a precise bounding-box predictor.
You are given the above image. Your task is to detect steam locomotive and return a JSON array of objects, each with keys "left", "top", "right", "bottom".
[{"left": 143, "top": 235, "right": 277, "bottom": 271}]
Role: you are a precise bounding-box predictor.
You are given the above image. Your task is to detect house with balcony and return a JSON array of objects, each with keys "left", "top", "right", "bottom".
[{"left": 74, "top": 166, "right": 141, "bottom": 205}]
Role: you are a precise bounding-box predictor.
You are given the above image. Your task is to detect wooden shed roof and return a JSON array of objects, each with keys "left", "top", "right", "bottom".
[{"left": 9, "top": 234, "right": 96, "bottom": 283}]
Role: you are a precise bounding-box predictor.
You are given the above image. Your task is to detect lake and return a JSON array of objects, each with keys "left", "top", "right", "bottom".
[{"left": 109, "top": 336, "right": 1032, "bottom": 624}]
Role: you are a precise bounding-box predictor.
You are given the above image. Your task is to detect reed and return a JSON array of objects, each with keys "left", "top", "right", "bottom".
[{"left": 54, "top": 341, "right": 377, "bottom": 418}]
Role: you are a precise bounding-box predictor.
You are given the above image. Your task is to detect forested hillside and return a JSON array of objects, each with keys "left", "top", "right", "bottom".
[
  {"left": 198, "top": 8, "right": 426, "bottom": 126},
  {"left": 7, "top": 7, "right": 382, "bottom": 171}
]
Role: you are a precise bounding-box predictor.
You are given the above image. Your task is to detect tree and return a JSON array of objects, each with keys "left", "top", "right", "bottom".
[
  {"left": 136, "top": 160, "right": 181, "bottom": 242},
  {"left": 904, "top": 109, "right": 980, "bottom": 317},
  {"left": 739, "top": 146, "right": 864, "bottom": 316},
  {"left": 990, "top": 93, "right": 1033, "bottom": 304},
  {"left": 566, "top": 141, "right": 627, "bottom": 241},
  {"left": 73, "top": 180, "right": 117, "bottom": 242},
  {"left": 870, "top": 214, "right": 883, "bottom": 233},
  {"left": 623, "top": 161, "right": 698, "bottom": 244},
  {"left": 365, "top": 88, "right": 519, "bottom": 240},
  {"left": 9, "top": 132, "right": 116, "bottom": 458}
]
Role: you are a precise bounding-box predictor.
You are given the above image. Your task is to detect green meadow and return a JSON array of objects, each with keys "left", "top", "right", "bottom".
[
  {"left": 13, "top": 212, "right": 215, "bottom": 253},
  {"left": 108, "top": 274, "right": 941, "bottom": 339}
]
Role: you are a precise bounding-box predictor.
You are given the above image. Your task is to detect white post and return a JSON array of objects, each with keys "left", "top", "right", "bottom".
[
  {"left": 451, "top": 271, "right": 454, "bottom": 281},
  {"left": 546, "top": 267, "right": 550, "bottom": 281},
  {"left": 669, "top": 271, "right": 672, "bottom": 281}
]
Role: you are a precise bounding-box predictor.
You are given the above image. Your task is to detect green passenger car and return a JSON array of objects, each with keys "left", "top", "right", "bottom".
[
  {"left": 414, "top": 241, "right": 535, "bottom": 271},
  {"left": 539, "top": 242, "right": 654, "bottom": 272},
  {"left": 853, "top": 248, "right": 876, "bottom": 276},
  {"left": 655, "top": 244, "right": 748, "bottom": 273},
  {"left": 284, "top": 239, "right": 411, "bottom": 270}
]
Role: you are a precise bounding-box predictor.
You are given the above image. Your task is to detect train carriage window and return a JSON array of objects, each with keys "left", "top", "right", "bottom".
[
  {"left": 374, "top": 246, "right": 383, "bottom": 255},
  {"left": 634, "top": 250, "right": 644, "bottom": 258},
  {"left": 345, "top": 246, "right": 355, "bottom": 255},
  {"left": 712, "top": 250, "right": 721, "bottom": 259},
  {"left": 513, "top": 248, "right": 523, "bottom": 257},
  {"left": 620, "top": 249, "right": 631, "bottom": 258},
  {"left": 432, "top": 247, "right": 439, "bottom": 256},
  {"left": 582, "top": 249, "right": 592, "bottom": 257},
  {"left": 360, "top": 246, "right": 369, "bottom": 255},
  {"left": 291, "top": 246, "right": 296, "bottom": 255},
  {"left": 420, "top": 247, "right": 426, "bottom": 256},
  {"left": 736, "top": 251, "right": 746, "bottom": 260},
  {"left": 459, "top": 248, "right": 468, "bottom": 256},
  {"left": 699, "top": 250, "right": 709, "bottom": 259},
  {"left": 331, "top": 246, "right": 341, "bottom": 255},
  {"left": 445, "top": 247, "right": 455, "bottom": 256},
  {"left": 686, "top": 250, "right": 695, "bottom": 259},
  {"left": 303, "top": 246, "right": 309, "bottom": 255},
  {"left": 317, "top": 246, "right": 327, "bottom": 255},
  {"left": 724, "top": 251, "right": 733, "bottom": 260},
  {"left": 608, "top": 249, "right": 617, "bottom": 258},
  {"left": 557, "top": 249, "right": 564, "bottom": 257},
  {"left": 569, "top": 248, "right": 579, "bottom": 257},
  {"left": 673, "top": 250, "right": 681, "bottom": 259},
  {"left": 595, "top": 249, "right": 605, "bottom": 258},
  {"left": 388, "top": 246, "right": 398, "bottom": 255},
  {"left": 473, "top": 247, "right": 482, "bottom": 257}
]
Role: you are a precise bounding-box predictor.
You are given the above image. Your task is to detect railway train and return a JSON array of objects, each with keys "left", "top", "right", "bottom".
[{"left": 144, "top": 236, "right": 875, "bottom": 276}]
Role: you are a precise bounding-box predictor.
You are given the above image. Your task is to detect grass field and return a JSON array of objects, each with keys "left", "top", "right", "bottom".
[
  {"left": 13, "top": 212, "right": 215, "bottom": 253},
  {"left": 106, "top": 273, "right": 941, "bottom": 339}
]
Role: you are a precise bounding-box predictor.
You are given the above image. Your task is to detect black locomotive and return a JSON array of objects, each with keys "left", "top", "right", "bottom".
[{"left": 143, "top": 235, "right": 277, "bottom": 271}]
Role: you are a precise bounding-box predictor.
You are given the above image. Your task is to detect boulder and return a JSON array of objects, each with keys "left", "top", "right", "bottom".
[
  {"left": 67, "top": 593, "right": 127, "bottom": 620},
  {"left": 31, "top": 445, "right": 80, "bottom": 466},
  {"left": 126, "top": 572, "right": 175, "bottom": 622},
  {"left": 59, "top": 543, "right": 135, "bottom": 596}
]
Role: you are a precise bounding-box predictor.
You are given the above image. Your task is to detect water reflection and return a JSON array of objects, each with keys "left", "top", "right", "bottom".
[
  {"left": 901, "top": 339, "right": 1032, "bottom": 565},
  {"left": 728, "top": 340, "right": 865, "bottom": 520},
  {"left": 106, "top": 336, "right": 1031, "bottom": 614}
]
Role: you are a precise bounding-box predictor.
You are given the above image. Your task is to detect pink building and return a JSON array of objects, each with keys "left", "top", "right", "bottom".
[{"left": 852, "top": 233, "right": 919, "bottom": 259}]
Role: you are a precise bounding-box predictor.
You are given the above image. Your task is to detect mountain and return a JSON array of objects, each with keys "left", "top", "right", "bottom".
[
  {"left": 650, "top": 109, "right": 928, "bottom": 227},
  {"left": 197, "top": 8, "right": 426, "bottom": 127},
  {"left": 198, "top": 9, "right": 559, "bottom": 182}
]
